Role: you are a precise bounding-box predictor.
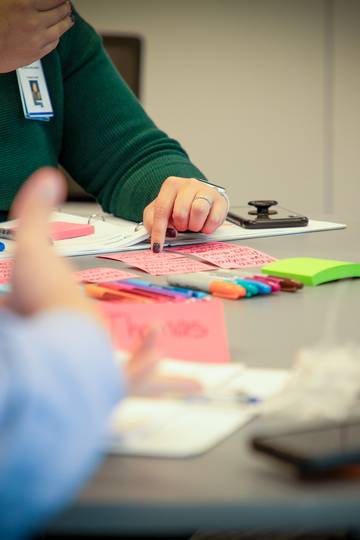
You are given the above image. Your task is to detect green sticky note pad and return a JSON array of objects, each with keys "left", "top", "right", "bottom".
[{"left": 261, "top": 257, "right": 360, "bottom": 286}]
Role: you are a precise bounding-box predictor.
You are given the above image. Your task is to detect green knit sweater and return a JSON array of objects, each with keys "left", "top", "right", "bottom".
[{"left": 0, "top": 11, "right": 206, "bottom": 222}]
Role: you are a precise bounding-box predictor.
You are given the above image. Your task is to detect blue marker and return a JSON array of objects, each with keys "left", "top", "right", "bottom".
[
  {"left": 122, "top": 278, "right": 208, "bottom": 299},
  {"left": 230, "top": 278, "right": 258, "bottom": 297},
  {"left": 234, "top": 278, "right": 271, "bottom": 295},
  {"left": 164, "top": 285, "right": 208, "bottom": 299},
  {"left": 0, "top": 283, "right": 10, "bottom": 294},
  {"left": 204, "top": 271, "right": 271, "bottom": 296}
]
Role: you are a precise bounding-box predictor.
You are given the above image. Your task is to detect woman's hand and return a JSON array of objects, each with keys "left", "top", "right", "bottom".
[
  {"left": 0, "top": 0, "right": 74, "bottom": 73},
  {"left": 143, "top": 177, "right": 229, "bottom": 252},
  {"left": 8, "top": 167, "right": 99, "bottom": 322},
  {"left": 125, "top": 328, "right": 202, "bottom": 398},
  {"left": 9, "top": 167, "right": 201, "bottom": 398}
]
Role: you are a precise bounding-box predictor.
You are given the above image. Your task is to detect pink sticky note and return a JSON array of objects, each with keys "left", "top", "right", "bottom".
[
  {"left": 50, "top": 222, "right": 94, "bottom": 241},
  {"left": 98, "top": 251, "right": 214, "bottom": 275},
  {"left": 168, "top": 242, "right": 276, "bottom": 269},
  {"left": 0, "top": 260, "right": 14, "bottom": 284},
  {"left": 100, "top": 299, "right": 229, "bottom": 363},
  {"left": 74, "top": 267, "right": 138, "bottom": 283}
]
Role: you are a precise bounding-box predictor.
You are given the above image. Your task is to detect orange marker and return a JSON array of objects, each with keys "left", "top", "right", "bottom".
[
  {"left": 167, "top": 274, "right": 247, "bottom": 300},
  {"left": 83, "top": 283, "right": 154, "bottom": 303},
  {"left": 209, "top": 281, "right": 246, "bottom": 299}
]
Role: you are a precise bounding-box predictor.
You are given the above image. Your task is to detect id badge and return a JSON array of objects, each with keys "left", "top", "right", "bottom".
[{"left": 16, "top": 60, "right": 54, "bottom": 121}]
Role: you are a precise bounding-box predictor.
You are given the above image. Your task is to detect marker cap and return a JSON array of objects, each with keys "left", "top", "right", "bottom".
[{"left": 210, "top": 281, "right": 246, "bottom": 299}]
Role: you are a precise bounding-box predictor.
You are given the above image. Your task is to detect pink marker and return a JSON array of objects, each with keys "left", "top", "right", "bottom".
[{"left": 250, "top": 275, "right": 281, "bottom": 292}]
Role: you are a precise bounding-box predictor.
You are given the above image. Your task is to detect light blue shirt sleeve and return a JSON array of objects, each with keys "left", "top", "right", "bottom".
[{"left": 0, "top": 308, "right": 122, "bottom": 540}]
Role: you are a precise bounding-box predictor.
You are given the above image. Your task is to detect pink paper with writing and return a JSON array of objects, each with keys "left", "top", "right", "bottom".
[
  {"left": 100, "top": 299, "right": 229, "bottom": 363},
  {"left": 74, "top": 267, "right": 137, "bottom": 283},
  {"left": 168, "top": 242, "right": 276, "bottom": 269},
  {"left": 98, "top": 251, "right": 214, "bottom": 275},
  {"left": 0, "top": 260, "right": 14, "bottom": 284}
]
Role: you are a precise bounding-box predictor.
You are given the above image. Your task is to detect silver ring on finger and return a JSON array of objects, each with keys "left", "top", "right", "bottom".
[
  {"left": 193, "top": 194, "right": 213, "bottom": 207},
  {"left": 218, "top": 190, "right": 230, "bottom": 216}
]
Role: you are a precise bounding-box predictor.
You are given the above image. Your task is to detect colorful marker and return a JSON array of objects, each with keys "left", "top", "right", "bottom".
[
  {"left": 123, "top": 278, "right": 208, "bottom": 299},
  {"left": 167, "top": 274, "right": 247, "bottom": 300},
  {"left": 100, "top": 280, "right": 188, "bottom": 302},
  {"left": 206, "top": 271, "right": 259, "bottom": 297},
  {"left": 249, "top": 275, "right": 281, "bottom": 292},
  {"left": 261, "top": 274, "right": 303, "bottom": 292},
  {"left": 209, "top": 270, "right": 272, "bottom": 295},
  {"left": 84, "top": 283, "right": 155, "bottom": 303}
]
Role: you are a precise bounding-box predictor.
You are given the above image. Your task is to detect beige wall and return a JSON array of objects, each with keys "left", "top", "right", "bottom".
[
  {"left": 333, "top": 0, "right": 360, "bottom": 217},
  {"left": 75, "top": 0, "right": 360, "bottom": 217}
]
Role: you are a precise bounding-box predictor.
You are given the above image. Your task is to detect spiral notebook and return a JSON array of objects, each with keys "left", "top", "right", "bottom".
[{"left": 0, "top": 210, "right": 346, "bottom": 259}]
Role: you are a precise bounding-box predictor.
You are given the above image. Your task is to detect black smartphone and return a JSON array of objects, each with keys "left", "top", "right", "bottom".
[
  {"left": 251, "top": 421, "right": 360, "bottom": 476},
  {"left": 227, "top": 200, "right": 308, "bottom": 229}
]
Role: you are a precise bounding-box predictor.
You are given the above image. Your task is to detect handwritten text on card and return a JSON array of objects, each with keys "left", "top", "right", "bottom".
[
  {"left": 168, "top": 242, "right": 276, "bottom": 269},
  {"left": 74, "top": 267, "right": 137, "bottom": 283},
  {"left": 99, "top": 251, "right": 214, "bottom": 275},
  {"left": 100, "top": 299, "right": 229, "bottom": 363}
]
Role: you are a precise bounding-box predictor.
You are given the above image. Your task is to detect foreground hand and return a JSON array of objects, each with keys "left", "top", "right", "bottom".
[
  {"left": 0, "top": 0, "right": 74, "bottom": 73},
  {"left": 125, "top": 328, "right": 202, "bottom": 397},
  {"left": 8, "top": 167, "right": 99, "bottom": 322},
  {"left": 9, "top": 167, "right": 200, "bottom": 398},
  {"left": 143, "top": 177, "right": 229, "bottom": 253}
]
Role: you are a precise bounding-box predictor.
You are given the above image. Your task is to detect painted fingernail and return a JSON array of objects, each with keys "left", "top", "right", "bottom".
[
  {"left": 166, "top": 227, "right": 177, "bottom": 238},
  {"left": 152, "top": 242, "right": 161, "bottom": 253}
]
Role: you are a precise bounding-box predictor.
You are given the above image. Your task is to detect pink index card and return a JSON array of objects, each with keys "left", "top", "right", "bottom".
[
  {"left": 168, "top": 242, "right": 276, "bottom": 269},
  {"left": 0, "top": 260, "right": 13, "bottom": 284},
  {"left": 98, "top": 251, "right": 214, "bottom": 275},
  {"left": 74, "top": 267, "right": 138, "bottom": 283},
  {"left": 100, "top": 299, "right": 230, "bottom": 363},
  {"left": 50, "top": 221, "right": 94, "bottom": 241}
]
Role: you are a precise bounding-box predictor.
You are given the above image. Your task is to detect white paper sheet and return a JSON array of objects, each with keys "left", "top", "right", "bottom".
[
  {"left": 108, "top": 361, "right": 289, "bottom": 458},
  {"left": 0, "top": 211, "right": 346, "bottom": 259}
]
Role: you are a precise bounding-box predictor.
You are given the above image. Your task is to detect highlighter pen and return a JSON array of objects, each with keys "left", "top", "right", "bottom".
[
  {"left": 211, "top": 270, "right": 272, "bottom": 295},
  {"left": 0, "top": 283, "right": 10, "bottom": 293},
  {"left": 101, "top": 280, "right": 187, "bottom": 302},
  {"left": 204, "top": 271, "right": 259, "bottom": 297},
  {"left": 261, "top": 274, "right": 303, "bottom": 292},
  {"left": 167, "top": 274, "right": 247, "bottom": 300},
  {"left": 235, "top": 278, "right": 271, "bottom": 295},
  {"left": 122, "top": 278, "right": 208, "bottom": 299},
  {"left": 249, "top": 275, "right": 281, "bottom": 292},
  {"left": 84, "top": 283, "right": 155, "bottom": 303},
  {"left": 163, "top": 285, "right": 209, "bottom": 299}
]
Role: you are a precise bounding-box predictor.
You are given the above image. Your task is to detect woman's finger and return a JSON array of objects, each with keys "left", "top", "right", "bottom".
[
  {"left": 171, "top": 184, "right": 198, "bottom": 232},
  {"left": 188, "top": 193, "right": 213, "bottom": 232},
  {"left": 149, "top": 179, "right": 178, "bottom": 252},
  {"left": 201, "top": 196, "right": 228, "bottom": 234},
  {"left": 134, "top": 375, "right": 202, "bottom": 398},
  {"left": 38, "top": 1, "right": 71, "bottom": 28}
]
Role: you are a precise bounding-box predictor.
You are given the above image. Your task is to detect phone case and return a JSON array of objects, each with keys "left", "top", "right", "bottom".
[{"left": 227, "top": 200, "right": 308, "bottom": 229}]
